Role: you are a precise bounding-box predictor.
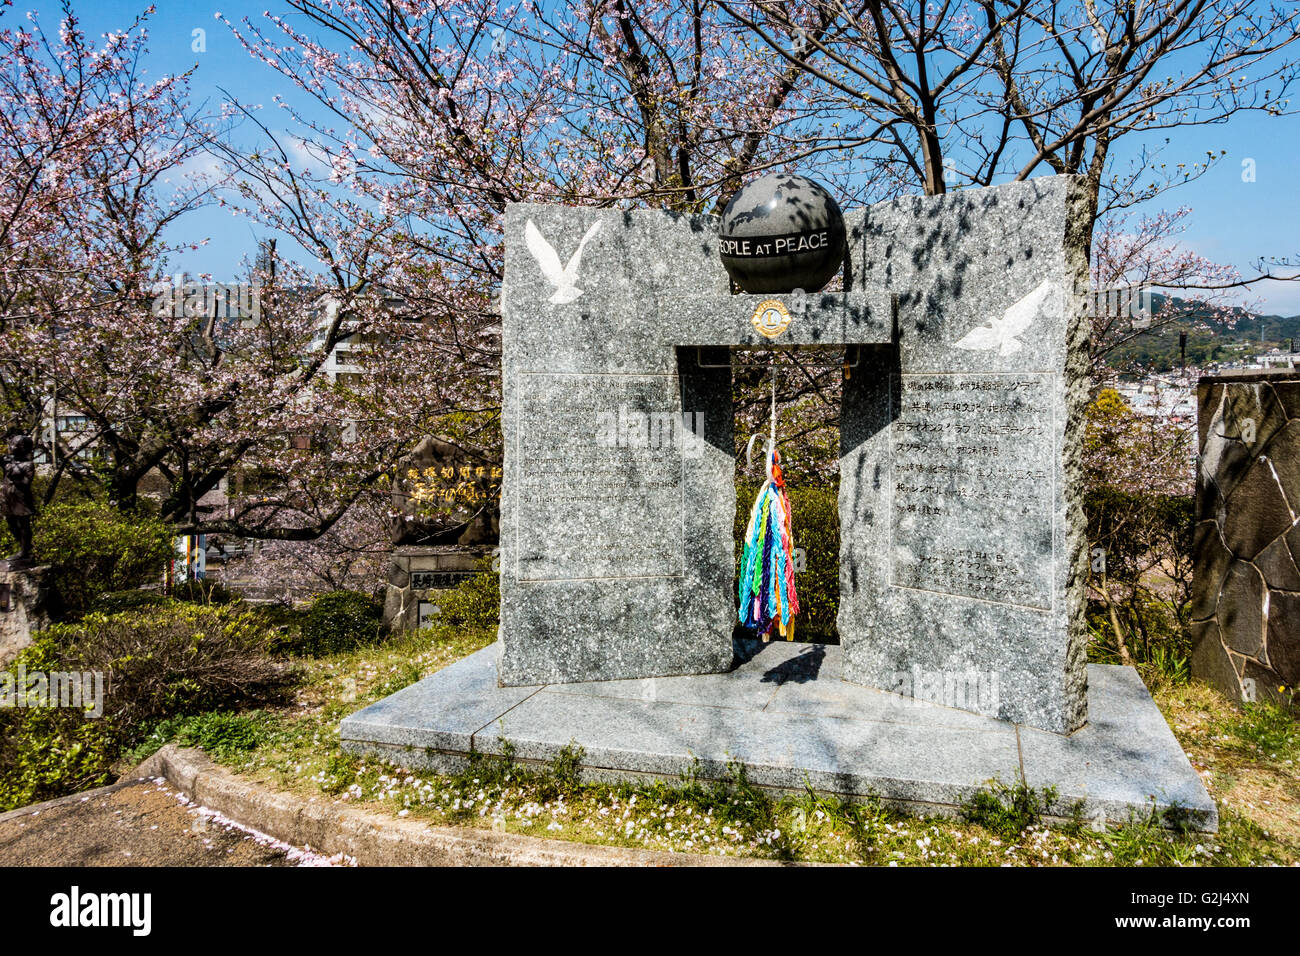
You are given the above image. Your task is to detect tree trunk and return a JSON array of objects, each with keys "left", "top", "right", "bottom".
[{"left": 1099, "top": 573, "right": 1133, "bottom": 665}]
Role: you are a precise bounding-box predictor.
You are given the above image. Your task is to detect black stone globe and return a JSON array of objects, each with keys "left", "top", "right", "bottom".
[{"left": 718, "top": 173, "right": 846, "bottom": 294}]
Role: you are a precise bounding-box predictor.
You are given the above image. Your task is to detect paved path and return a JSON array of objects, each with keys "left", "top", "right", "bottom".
[{"left": 0, "top": 777, "right": 348, "bottom": 867}]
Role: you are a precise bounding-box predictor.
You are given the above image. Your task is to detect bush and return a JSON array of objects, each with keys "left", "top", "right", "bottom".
[
  {"left": 735, "top": 482, "right": 839, "bottom": 642},
  {"left": 127, "top": 710, "right": 279, "bottom": 765},
  {"left": 433, "top": 557, "right": 500, "bottom": 634},
  {"left": 93, "top": 589, "right": 174, "bottom": 614},
  {"left": 0, "top": 706, "right": 119, "bottom": 811},
  {"left": 170, "top": 579, "right": 239, "bottom": 606},
  {"left": 1085, "top": 487, "right": 1195, "bottom": 668},
  {"left": 293, "top": 589, "right": 385, "bottom": 656},
  {"left": 29, "top": 500, "right": 174, "bottom": 620},
  {"left": 0, "top": 603, "right": 293, "bottom": 810},
  {"left": 92, "top": 581, "right": 245, "bottom": 618},
  {"left": 37, "top": 603, "right": 293, "bottom": 727}
]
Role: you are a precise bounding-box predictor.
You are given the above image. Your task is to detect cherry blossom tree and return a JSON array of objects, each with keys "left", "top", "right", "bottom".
[
  {"left": 716, "top": 0, "right": 1298, "bottom": 489},
  {"left": 0, "top": 1, "right": 859, "bottom": 559},
  {"left": 5, "top": 0, "right": 1294, "bottom": 582},
  {"left": 219, "top": 488, "right": 392, "bottom": 602},
  {"left": 1088, "top": 206, "right": 1242, "bottom": 375},
  {"left": 723, "top": 2, "right": 1300, "bottom": 255},
  {"left": 0, "top": 4, "right": 444, "bottom": 544},
  {"left": 0, "top": 2, "right": 209, "bottom": 443},
  {"left": 1083, "top": 386, "right": 1196, "bottom": 664},
  {"left": 210, "top": 0, "right": 864, "bottom": 514}
]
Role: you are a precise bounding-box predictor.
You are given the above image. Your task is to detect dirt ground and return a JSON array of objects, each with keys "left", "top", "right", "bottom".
[{"left": 0, "top": 777, "right": 346, "bottom": 867}]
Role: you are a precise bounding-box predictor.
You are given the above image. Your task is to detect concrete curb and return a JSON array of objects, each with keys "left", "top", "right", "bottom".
[{"left": 137, "top": 745, "right": 781, "bottom": 866}]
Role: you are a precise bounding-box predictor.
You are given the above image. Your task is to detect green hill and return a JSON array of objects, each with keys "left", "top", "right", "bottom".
[{"left": 1103, "top": 294, "right": 1299, "bottom": 373}]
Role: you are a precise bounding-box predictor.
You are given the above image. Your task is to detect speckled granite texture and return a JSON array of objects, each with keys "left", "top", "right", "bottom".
[
  {"left": 840, "top": 177, "right": 1090, "bottom": 733},
  {"left": 499, "top": 177, "right": 1090, "bottom": 734},
  {"left": 340, "top": 641, "right": 1216, "bottom": 831}
]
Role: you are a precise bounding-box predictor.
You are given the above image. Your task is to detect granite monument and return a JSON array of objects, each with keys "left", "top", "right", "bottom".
[{"left": 498, "top": 175, "right": 1090, "bottom": 734}]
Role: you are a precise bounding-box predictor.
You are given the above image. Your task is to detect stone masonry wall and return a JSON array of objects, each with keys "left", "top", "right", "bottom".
[{"left": 1192, "top": 370, "right": 1300, "bottom": 707}]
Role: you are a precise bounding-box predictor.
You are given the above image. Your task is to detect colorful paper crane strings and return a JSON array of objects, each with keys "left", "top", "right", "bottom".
[{"left": 739, "top": 367, "right": 800, "bottom": 641}]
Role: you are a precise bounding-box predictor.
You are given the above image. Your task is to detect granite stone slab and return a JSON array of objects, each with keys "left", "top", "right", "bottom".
[
  {"left": 1018, "top": 665, "right": 1218, "bottom": 830},
  {"left": 540, "top": 670, "right": 786, "bottom": 712},
  {"left": 481, "top": 689, "right": 1021, "bottom": 809},
  {"left": 839, "top": 176, "right": 1090, "bottom": 734},
  {"left": 499, "top": 176, "right": 1091, "bottom": 735},
  {"left": 537, "top": 638, "right": 832, "bottom": 711},
  {"left": 338, "top": 646, "right": 541, "bottom": 754},
  {"left": 340, "top": 644, "right": 1217, "bottom": 831},
  {"left": 762, "top": 659, "right": 1009, "bottom": 732}
]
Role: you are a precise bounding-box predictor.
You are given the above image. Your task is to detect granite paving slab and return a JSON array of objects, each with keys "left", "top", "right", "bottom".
[
  {"left": 339, "top": 642, "right": 1217, "bottom": 831},
  {"left": 1018, "top": 665, "right": 1218, "bottom": 830},
  {"left": 480, "top": 689, "right": 1021, "bottom": 810},
  {"left": 340, "top": 645, "right": 541, "bottom": 754}
]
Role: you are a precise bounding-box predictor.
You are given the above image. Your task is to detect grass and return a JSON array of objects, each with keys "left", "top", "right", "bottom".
[
  {"left": 959, "top": 780, "right": 1061, "bottom": 839},
  {"left": 138, "top": 602, "right": 1299, "bottom": 865},
  {"left": 125, "top": 710, "right": 283, "bottom": 766},
  {"left": 1153, "top": 681, "right": 1299, "bottom": 860}
]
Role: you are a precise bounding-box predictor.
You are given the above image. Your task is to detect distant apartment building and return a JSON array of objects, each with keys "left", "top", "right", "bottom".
[{"left": 1255, "top": 350, "right": 1300, "bottom": 369}]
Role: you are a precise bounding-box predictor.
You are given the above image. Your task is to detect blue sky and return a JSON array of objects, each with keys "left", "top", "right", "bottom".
[{"left": 20, "top": 0, "right": 1300, "bottom": 316}]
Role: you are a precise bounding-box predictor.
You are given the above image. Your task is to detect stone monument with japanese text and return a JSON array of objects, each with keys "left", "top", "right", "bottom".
[
  {"left": 384, "top": 436, "right": 500, "bottom": 632},
  {"left": 497, "top": 175, "right": 1091, "bottom": 734}
]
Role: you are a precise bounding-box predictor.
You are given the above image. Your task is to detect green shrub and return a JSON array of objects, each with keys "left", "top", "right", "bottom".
[
  {"left": 0, "top": 706, "right": 119, "bottom": 812},
  {"left": 0, "top": 603, "right": 292, "bottom": 811},
  {"left": 170, "top": 579, "right": 239, "bottom": 606},
  {"left": 37, "top": 603, "right": 292, "bottom": 727},
  {"left": 93, "top": 589, "right": 174, "bottom": 614},
  {"left": 433, "top": 557, "right": 500, "bottom": 634},
  {"left": 1085, "top": 488, "right": 1195, "bottom": 670},
  {"left": 250, "top": 601, "right": 308, "bottom": 655},
  {"left": 293, "top": 589, "right": 385, "bottom": 656},
  {"left": 1085, "top": 487, "right": 1193, "bottom": 587},
  {"left": 29, "top": 500, "right": 174, "bottom": 620},
  {"left": 127, "top": 710, "right": 278, "bottom": 764},
  {"left": 735, "top": 482, "right": 839, "bottom": 641}
]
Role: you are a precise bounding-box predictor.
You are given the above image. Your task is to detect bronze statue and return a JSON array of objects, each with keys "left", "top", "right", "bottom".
[{"left": 1, "top": 434, "right": 36, "bottom": 570}]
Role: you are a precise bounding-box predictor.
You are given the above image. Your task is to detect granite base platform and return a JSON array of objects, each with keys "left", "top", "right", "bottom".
[{"left": 340, "top": 639, "right": 1217, "bottom": 832}]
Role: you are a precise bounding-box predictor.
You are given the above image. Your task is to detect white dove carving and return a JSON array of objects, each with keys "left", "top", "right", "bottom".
[
  {"left": 953, "top": 279, "right": 1056, "bottom": 356},
  {"left": 524, "top": 218, "right": 603, "bottom": 305}
]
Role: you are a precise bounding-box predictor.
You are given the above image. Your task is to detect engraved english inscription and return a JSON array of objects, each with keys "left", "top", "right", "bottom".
[
  {"left": 516, "top": 373, "right": 685, "bottom": 581},
  {"left": 890, "top": 373, "right": 1053, "bottom": 609}
]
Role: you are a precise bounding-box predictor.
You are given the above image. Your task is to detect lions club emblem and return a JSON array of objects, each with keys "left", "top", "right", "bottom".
[{"left": 751, "top": 299, "right": 792, "bottom": 339}]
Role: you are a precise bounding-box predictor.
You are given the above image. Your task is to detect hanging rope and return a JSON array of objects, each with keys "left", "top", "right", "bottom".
[{"left": 739, "top": 361, "right": 800, "bottom": 641}]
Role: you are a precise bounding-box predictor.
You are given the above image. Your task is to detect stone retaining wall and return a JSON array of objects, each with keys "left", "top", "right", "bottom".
[{"left": 1192, "top": 369, "right": 1300, "bottom": 707}]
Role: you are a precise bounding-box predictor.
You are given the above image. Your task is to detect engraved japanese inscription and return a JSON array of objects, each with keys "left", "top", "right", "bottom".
[
  {"left": 514, "top": 373, "right": 686, "bottom": 582},
  {"left": 890, "top": 373, "right": 1054, "bottom": 609}
]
